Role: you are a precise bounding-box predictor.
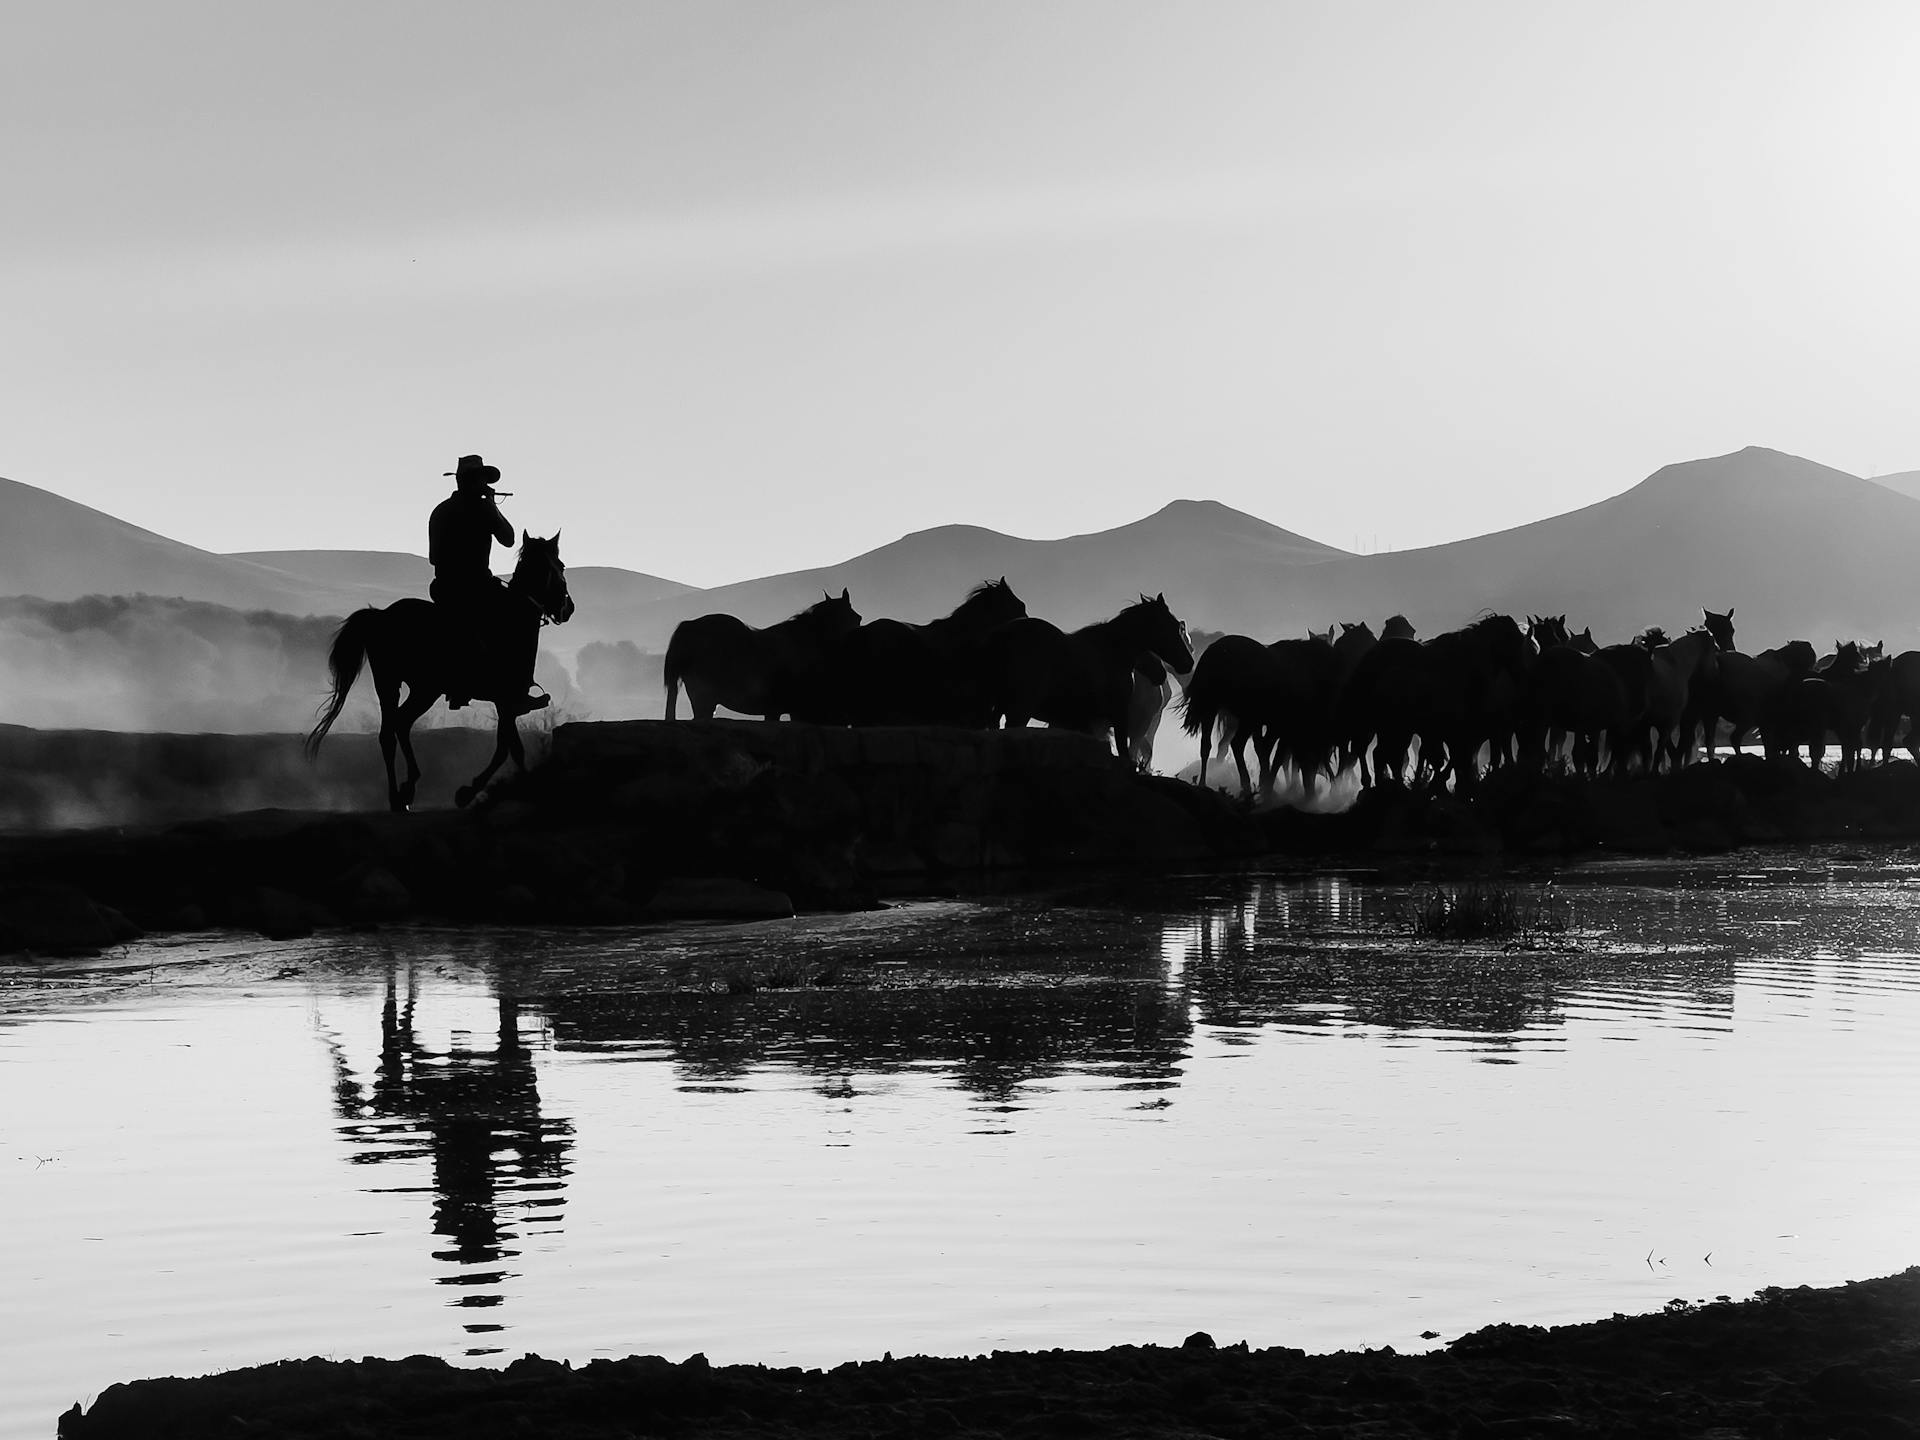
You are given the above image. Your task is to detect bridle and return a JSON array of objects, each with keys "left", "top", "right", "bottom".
[{"left": 510, "top": 551, "right": 571, "bottom": 626}]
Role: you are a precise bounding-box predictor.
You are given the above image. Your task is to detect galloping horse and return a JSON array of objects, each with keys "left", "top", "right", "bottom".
[
  {"left": 306, "top": 533, "right": 576, "bottom": 812},
  {"left": 837, "top": 578, "right": 1027, "bottom": 726},
  {"left": 664, "top": 590, "right": 861, "bottom": 721},
  {"left": 986, "top": 593, "right": 1194, "bottom": 761},
  {"left": 1181, "top": 634, "right": 1283, "bottom": 793}
]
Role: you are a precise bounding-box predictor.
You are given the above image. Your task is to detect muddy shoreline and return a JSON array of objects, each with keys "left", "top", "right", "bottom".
[{"left": 57, "top": 1267, "right": 1920, "bottom": 1437}]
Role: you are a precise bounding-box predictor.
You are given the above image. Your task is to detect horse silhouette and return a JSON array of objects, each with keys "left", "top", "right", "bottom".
[
  {"left": 1197, "top": 624, "right": 1368, "bottom": 796},
  {"left": 1638, "top": 622, "right": 1721, "bottom": 770},
  {"left": 306, "top": 533, "right": 575, "bottom": 812},
  {"left": 1259, "top": 632, "right": 1343, "bottom": 795},
  {"left": 1767, "top": 642, "right": 1883, "bottom": 771},
  {"left": 1337, "top": 614, "right": 1533, "bottom": 790},
  {"left": 1690, "top": 608, "right": 1817, "bottom": 760},
  {"left": 1180, "top": 634, "right": 1283, "bottom": 793},
  {"left": 1120, "top": 650, "right": 1181, "bottom": 772},
  {"left": 1869, "top": 650, "right": 1920, "bottom": 762},
  {"left": 836, "top": 579, "right": 1026, "bottom": 726},
  {"left": 664, "top": 590, "right": 861, "bottom": 722},
  {"left": 1521, "top": 617, "right": 1633, "bottom": 778},
  {"left": 985, "top": 594, "right": 1193, "bottom": 761}
]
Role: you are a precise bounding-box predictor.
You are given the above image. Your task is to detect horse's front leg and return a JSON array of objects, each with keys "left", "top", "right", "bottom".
[{"left": 455, "top": 709, "right": 518, "bottom": 809}]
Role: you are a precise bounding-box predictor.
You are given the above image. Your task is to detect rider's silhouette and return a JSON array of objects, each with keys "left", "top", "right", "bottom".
[{"left": 430, "top": 454, "right": 543, "bottom": 712}]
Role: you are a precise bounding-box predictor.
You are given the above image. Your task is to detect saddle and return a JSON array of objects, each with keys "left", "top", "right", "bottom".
[{"left": 431, "top": 582, "right": 545, "bottom": 713}]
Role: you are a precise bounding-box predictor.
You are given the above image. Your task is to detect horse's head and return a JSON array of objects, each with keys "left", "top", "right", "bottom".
[
  {"left": 959, "top": 577, "right": 1027, "bottom": 629},
  {"left": 1831, "top": 639, "right": 1864, "bottom": 674},
  {"left": 1702, "top": 607, "right": 1736, "bottom": 653},
  {"left": 1334, "top": 621, "right": 1376, "bottom": 656},
  {"left": 1127, "top": 593, "right": 1193, "bottom": 676},
  {"left": 1471, "top": 612, "right": 1533, "bottom": 667},
  {"left": 1635, "top": 626, "right": 1670, "bottom": 652},
  {"left": 1381, "top": 614, "right": 1416, "bottom": 642},
  {"left": 511, "top": 531, "right": 575, "bottom": 624},
  {"left": 803, "top": 587, "right": 862, "bottom": 640},
  {"left": 1527, "top": 614, "right": 1570, "bottom": 650},
  {"left": 1308, "top": 624, "right": 1336, "bottom": 646},
  {"left": 1572, "top": 626, "right": 1597, "bottom": 654}
]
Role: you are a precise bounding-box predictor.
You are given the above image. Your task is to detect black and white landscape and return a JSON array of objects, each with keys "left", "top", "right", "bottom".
[{"left": 12, "top": 6, "right": 1920, "bottom": 1437}]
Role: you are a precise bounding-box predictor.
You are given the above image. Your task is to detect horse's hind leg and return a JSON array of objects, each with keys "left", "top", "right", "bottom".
[
  {"left": 455, "top": 710, "right": 518, "bottom": 809},
  {"left": 388, "top": 686, "right": 436, "bottom": 810}
]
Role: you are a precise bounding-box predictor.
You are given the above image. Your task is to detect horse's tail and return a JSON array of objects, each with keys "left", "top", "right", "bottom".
[{"left": 305, "top": 607, "right": 379, "bottom": 759}]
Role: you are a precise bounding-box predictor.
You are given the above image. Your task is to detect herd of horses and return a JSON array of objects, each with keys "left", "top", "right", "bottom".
[
  {"left": 303, "top": 537, "right": 1920, "bottom": 815},
  {"left": 664, "top": 581, "right": 1920, "bottom": 799},
  {"left": 1183, "top": 606, "right": 1920, "bottom": 799},
  {"left": 662, "top": 580, "right": 1194, "bottom": 766}
]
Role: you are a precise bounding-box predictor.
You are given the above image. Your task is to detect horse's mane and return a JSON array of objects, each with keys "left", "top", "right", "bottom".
[
  {"left": 786, "top": 594, "right": 846, "bottom": 623},
  {"left": 1108, "top": 593, "right": 1164, "bottom": 623}
]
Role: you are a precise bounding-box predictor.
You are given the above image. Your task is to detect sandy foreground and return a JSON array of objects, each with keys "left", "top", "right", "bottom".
[{"left": 57, "top": 1267, "right": 1920, "bottom": 1438}]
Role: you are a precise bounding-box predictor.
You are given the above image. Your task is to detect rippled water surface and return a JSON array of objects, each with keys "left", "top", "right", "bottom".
[{"left": 8, "top": 849, "right": 1920, "bottom": 1435}]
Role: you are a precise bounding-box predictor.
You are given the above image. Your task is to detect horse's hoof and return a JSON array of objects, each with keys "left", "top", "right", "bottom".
[{"left": 454, "top": 785, "right": 476, "bottom": 809}]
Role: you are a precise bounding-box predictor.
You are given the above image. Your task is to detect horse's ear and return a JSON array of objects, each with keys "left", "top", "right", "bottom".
[
  {"left": 552, "top": 528, "right": 561, "bottom": 544},
  {"left": 840, "top": 587, "right": 850, "bottom": 601}
]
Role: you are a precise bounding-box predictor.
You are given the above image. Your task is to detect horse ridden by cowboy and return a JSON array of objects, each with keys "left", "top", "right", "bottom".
[{"left": 429, "top": 454, "right": 549, "bottom": 715}]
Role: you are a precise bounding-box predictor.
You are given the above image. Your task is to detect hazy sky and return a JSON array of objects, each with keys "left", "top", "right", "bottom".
[{"left": 7, "top": 2, "right": 1920, "bottom": 585}]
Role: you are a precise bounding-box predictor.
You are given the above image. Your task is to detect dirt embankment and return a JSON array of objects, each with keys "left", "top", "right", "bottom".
[
  {"left": 57, "top": 1268, "right": 1920, "bottom": 1438},
  {"left": 7, "top": 719, "right": 1920, "bottom": 957}
]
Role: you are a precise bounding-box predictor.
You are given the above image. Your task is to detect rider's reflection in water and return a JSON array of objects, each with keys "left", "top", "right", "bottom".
[{"left": 328, "top": 967, "right": 573, "bottom": 1354}]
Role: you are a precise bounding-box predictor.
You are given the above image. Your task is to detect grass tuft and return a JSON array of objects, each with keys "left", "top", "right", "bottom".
[{"left": 1411, "top": 880, "right": 1571, "bottom": 944}]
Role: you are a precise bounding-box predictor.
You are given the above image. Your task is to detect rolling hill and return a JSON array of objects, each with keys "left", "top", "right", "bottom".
[
  {"left": 5, "top": 446, "right": 1917, "bottom": 732},
  {"left": 231, "top": 549, "right": 696, "bottom": 633},
  {"left": 583, "top": 448, "right": 1920, "bottom": 656},
  {"left": 593, "top": 498, "right": 1351, "bottom": 652},
  {"left": 0, "top": 477, "right": 393, "bottom": 615}
]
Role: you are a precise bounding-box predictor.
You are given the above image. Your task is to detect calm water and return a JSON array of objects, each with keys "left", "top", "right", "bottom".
[{"left": 7, "top": 851, "right": 1920, "bottom": 1435}]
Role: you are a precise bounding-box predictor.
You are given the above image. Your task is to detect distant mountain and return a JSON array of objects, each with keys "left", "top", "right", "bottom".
[
  {"left": 231, "top": 549, "right": 434, "bottom": 598},
  {"left": 0, "top": 476, "right": 391, "bottom": 615},
  {"left": 7, "top": 448, "right": 1916, "bottom": 707},
  {"left": 1168, "top": 446, "right": 1920, "bottom": 652},
  {"left": 592, "top": 498, "right": 1349, "bottom": 651},
  {"left": 231, "top": 549, "right": 696, "bottom": 625},
  {"left": 1868, "top": 470, "right": 1920, "bottom": 503}
]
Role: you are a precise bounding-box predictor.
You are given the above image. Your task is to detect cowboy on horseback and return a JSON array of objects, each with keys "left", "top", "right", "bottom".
[{"left": 429, "top": 454, "right": 547, "bottom": 714}]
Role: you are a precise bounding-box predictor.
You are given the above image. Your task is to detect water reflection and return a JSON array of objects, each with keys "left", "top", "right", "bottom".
[
  {"left": 544, "top": 984, "right": 1191, "bottom": 1108},
  {"left": 322, "top": 967, "right": 573, "bottom": 1354},
  {"left": 1155, "top": 873, "right": 1739, "bottom": 1047},
  {"left": 292, "top": 857, "right": 1896, "bottom": 1348}
]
